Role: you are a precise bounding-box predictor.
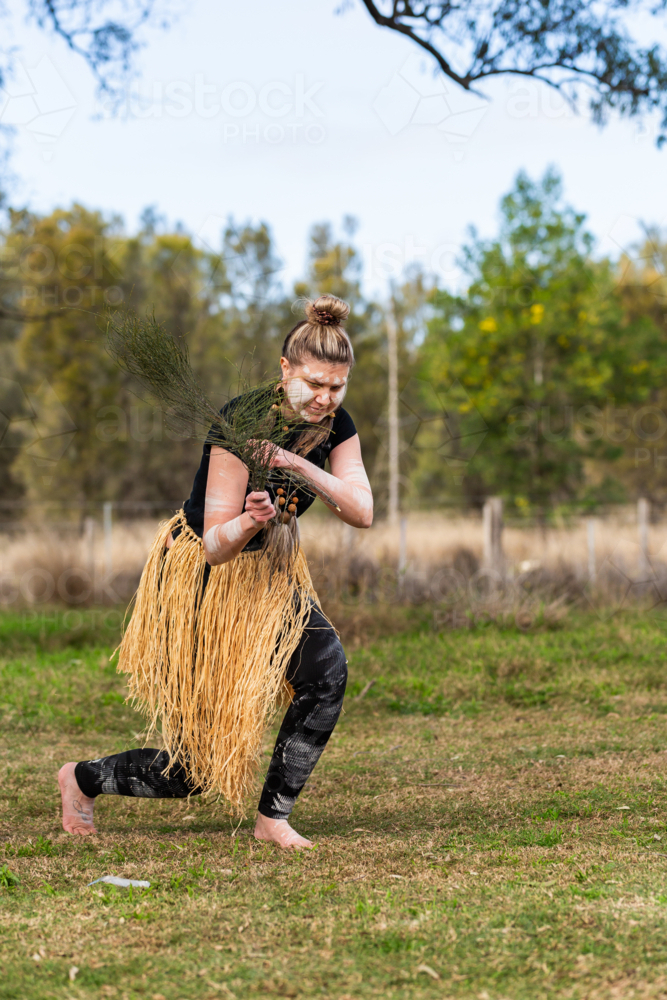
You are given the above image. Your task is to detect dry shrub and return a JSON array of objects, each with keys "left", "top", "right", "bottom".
[
  {"left": 453, "top": 547, "right": 479, "bottom": 578},
  {"left": 0, "top": 529, "right": 92, "bottom": 606},
  {"left": 2, "top": 509, "right": 667, "bottom": 623},
  {"left": 0, "top": 520, "right": 156, "bottom": 607}
]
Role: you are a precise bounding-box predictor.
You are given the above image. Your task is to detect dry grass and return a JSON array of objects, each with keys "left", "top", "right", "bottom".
[
  {"left": 300, "top": 507, "right": 667, "bottom": 576},
  {"left": 0, "top": 520, "right": 156, "bottom": 605},
  {"left": 2, "top": 507, "right": 667, "bottom": 612}
]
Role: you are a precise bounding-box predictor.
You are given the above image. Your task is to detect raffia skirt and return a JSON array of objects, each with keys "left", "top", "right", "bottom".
[{"left": 113, "top": 509, "right": 319, "bottom": 811}]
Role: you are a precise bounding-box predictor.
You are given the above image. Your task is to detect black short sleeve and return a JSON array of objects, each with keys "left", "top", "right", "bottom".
[{"left": 329, "top": 407, "right": 357, "bottom": 451}]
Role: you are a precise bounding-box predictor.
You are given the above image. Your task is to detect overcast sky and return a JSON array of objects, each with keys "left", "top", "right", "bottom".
[{"left": 1, "top": 0, "right": 664, "bottom": 297}]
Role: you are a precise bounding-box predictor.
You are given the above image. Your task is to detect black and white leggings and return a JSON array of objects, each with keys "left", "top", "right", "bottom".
[{"left": 74, "top": 603, "right": 347, "bottom": 820}]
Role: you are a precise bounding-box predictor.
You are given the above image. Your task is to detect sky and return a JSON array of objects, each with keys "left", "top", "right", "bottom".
[{"left": 1, "top": 0, "right": 665, "bottom": 298}]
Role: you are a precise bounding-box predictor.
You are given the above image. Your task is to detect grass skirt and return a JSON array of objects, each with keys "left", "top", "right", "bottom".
[{"left": 113, "top": 509, "right": 319, "bottom": 811}]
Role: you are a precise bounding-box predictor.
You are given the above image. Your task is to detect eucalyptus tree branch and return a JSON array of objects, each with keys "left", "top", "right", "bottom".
[
  {"left": 360, "top": 0, "right": 475, "bottom": 90},
  {"left": 27, "top": 0, "right": 174, "bottom": 98},
  {"left": 359, "top": 0, "right": 667, "bottom": 144}
]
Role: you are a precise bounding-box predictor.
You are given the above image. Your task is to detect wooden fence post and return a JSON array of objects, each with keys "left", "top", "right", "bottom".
[
  {"left": 587, "top": 518, "right": 596, "bottom": 583},
  {"left": 398, "top": 515, "right": 408, "bottom": 596},
  {"left": 398, "top": 516, "right": 408, "bottom": 576},
  {"left": 638, "top": 497, "right": 649, "bottom": 578},
  {"left": 83, "top": 516, "right": 96, "bottom": 592},
  {"left": 482, "top": 497, "right": 504, "bottom": 573},
  {"left": 103, "top": 501, "right": 113, "bottom": 581}
]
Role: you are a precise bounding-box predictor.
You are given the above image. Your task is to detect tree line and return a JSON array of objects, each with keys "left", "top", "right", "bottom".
[{"left": 1, "top": 169, "right": 666, "bottom": 520}]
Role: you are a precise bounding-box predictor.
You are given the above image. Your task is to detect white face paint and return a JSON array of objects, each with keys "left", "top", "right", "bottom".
[
  {"left": 284, "top": 377, "right": 316, "bottom": 413},
  {"left": 282, "top": 357, "right": 351, "bottom": 422},
  {"left": 298, "top": 409, "right": 321, "bottom": 423},
  {"left": 328, "top": 382, "right": 347, "bottom": 408}
]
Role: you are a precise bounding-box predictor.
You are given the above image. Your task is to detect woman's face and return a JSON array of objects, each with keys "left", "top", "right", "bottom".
[{"left": 280, "top": 354, "right": 350, "bottom": 423}]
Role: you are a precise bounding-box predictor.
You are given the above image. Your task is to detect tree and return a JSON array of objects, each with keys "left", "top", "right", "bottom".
[
  {"left": 3, "top": 205, "right": 229, "bottom": 510},
  {"left": 600, "top": 231, "right": 667, "bottom": 504},
  {"left": 375, "top": 271, "right": 433, "bottom": 514},
  {"left": 215, "top": 221, "right": 289, "bottom": 386},
  {"left": 5, "top": 204, "right": 127, "bottom": 507},
  {"left": 0, "top": 2, "right": 175, "bottom": 322},
  {"left": 360, "top": 0, "right": 667, "bottom": 145},
  {"left": 416, "top": 168, "right": 666, "bottom": 510}
]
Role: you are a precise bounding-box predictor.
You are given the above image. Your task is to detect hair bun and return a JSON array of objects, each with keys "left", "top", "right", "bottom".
[{"left": 305, "top": 295, "right": 350, "bottom": 328}]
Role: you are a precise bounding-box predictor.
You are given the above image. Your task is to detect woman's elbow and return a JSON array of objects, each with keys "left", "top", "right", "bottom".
[
  {"left": 204, "top": 547, "right": 233, "bottom": 567},
  {"left": 203, "top": 526, "right": 229, "bottom": 566},
  {"left": 358, "top": 509, "right": 373, "bottom": 529},
  {"left": 203, "top": 545, "right": 219, "bottom": 566}
]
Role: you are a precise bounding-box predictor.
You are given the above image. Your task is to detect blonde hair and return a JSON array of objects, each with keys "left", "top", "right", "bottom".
[
  {"left": 280, "top": 295, "right": 354, "bottom": 456},
  {"left": 282, "top": 295, "right": 354, "bottom": 369}
]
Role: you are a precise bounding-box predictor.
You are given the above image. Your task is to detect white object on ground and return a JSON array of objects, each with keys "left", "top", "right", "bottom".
[{"left": 88, "top": 876, "right": 150, "bottom": 888}]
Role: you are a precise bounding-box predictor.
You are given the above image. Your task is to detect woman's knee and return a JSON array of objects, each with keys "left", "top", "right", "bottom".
[
  {"left": 301, "top": 640, "right": 347, "bottom": 732},
  {"left": 328, "top": 637, "right": 348, "bottom": 694},
  {"left": 308, "top": 632, "right": 347, "bottom": 700},
  {"left": 290, "top": 626, "right": 347, "bottom": 698}
]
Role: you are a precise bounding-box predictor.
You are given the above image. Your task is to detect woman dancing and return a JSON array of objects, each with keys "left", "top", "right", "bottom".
[{"left": 58, "top": 295, "right": 373, "bottom": 849}]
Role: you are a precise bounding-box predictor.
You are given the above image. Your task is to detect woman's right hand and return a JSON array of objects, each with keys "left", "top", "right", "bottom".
[{"left": 245, "top": 490, "right": 276, "bottom": 525}]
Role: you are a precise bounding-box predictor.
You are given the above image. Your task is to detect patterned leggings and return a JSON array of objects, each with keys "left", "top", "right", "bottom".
[{"left": 74, "top": 603, "right": 347, "bottom": 820}]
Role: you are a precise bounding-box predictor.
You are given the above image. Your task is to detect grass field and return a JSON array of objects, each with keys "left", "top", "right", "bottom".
[{"left": 3, "top": 606, "right": 667, "bottom": 999}]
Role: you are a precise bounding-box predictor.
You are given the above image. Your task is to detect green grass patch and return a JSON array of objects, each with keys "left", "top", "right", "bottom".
[{"left": 2, "top": 608, "right": 667, "bottom": 997}]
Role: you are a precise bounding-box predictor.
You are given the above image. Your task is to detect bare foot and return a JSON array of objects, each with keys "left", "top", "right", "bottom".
[
  {"left": 253, "top": 812, "right": 314, "bottom": 850},
  {"left": 58, "top": 763, "right": 97, "bottom": 835}
]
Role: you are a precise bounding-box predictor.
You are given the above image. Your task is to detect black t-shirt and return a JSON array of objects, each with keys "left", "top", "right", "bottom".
[{"left": 181, "top": 396, "right": 357, "bottom": 552}]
